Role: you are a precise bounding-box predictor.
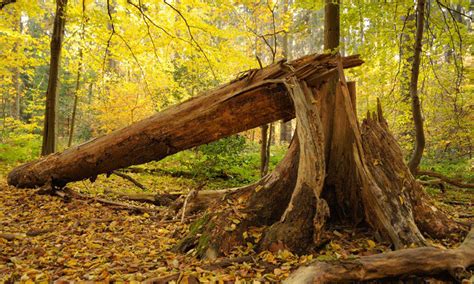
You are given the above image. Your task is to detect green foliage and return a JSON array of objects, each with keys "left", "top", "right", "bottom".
[
  {"left": 174, "top": 135, "right": 252, "bottom": 181},
  {"left": 150, "top": 138, "right": 288, "bottom": 188},
  {"left": 0, "top": 118, "right": 42, "bottom": 163},
  {"left": 421, "top": 157, "right": 474, "bottom": 181}
]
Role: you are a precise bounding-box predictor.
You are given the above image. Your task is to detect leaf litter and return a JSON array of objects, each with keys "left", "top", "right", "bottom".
[{"left": 0, "top": 171, "right": 472, "bottom": 282}]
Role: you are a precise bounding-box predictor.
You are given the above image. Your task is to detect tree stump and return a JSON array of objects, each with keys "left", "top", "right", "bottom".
[
  {"left": 173, "top": 57, "right": 462, "bottom": 259},
  {"left": 7, "top": 53, "right": 463, "bottom": 263}
]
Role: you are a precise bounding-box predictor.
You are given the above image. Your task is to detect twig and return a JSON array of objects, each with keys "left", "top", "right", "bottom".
[
  {"left": 180, "top": 189, "right": 198, "bottom": 223},
  {"left": 203, "top": 255, "right": 253, "bottom": 270},
  {"left": 163, "top": 0, "right": 217, "bottom": 81},
  {"left": 102, "top": 0, "right": 152, "bottom": 98},
  {"left": 127, "top": 0, "right": 160, "bottom": 62},
  {"left": 60, "top": 187, "right": 161, "bottom": 213},
  {"left": 458, "top": 214, "right": 474, "bottom": 219},
  {"left": 443, "top": 200, "right": 471, "bottom": 206},
  {"left": 436, "top": 1, "right": 472, "bottom": 20},
  {"left": 112, "top": 171, "right": 147, "bottom": 190}
]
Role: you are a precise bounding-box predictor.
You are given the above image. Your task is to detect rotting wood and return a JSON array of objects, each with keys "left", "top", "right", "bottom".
[
  {"left": 173, "top": 54, "right": 461, "bottom": 259},
  {"left": 8, "top": 54, "right": 363, "bottom": 189},
  {"left": 284, "top": 226, "right": 474, "bottom": 284},
  {"left": 8, "top": 52, "right": 463, "bottom": 262},
  {"left": 336, "top": 59, "right": 426, "bottom": 248}
]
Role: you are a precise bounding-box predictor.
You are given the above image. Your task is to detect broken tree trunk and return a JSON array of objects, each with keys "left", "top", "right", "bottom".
[
  {"left": 8, "top": 54, "right": 362, "bottom": 189},
  {"left": 173, "top": 57, "right": 461, "bottom": 258},
  {"left": 285, "top": 226, "right": 474, "bottom": 283},
  {"left": 9, "top": 53, "right": 462, "bottom": 263}
]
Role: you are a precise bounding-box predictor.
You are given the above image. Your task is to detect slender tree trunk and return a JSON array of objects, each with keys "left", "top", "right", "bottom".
[
  {"left": 324, "top": 0, "right": 340, "bottom": 52},
  {"left": 12, "top": 71, "right": 21, "bottom": 120},
  {"left": 11, "top": 17, "right": 22, "bottom": 120},
  {"left": 260, "top": 124, "right": 269, "bottom": 177},
  {"left": 408, "top": 0, "right": 426, "bottom": 174},
  {"left": 279, "top": 0, "right": 292, "bottom": 144},
  {"left": 68, "top": 50, "right": 82, "bottom": 147},
  {"left": 68, "top": 0, "right": 85, "bottom": 147},
  {"left": 42, "top": 0, "right": 68, "bottom": 156}
]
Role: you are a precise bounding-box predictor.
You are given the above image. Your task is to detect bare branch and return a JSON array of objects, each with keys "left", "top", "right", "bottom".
[
  {"left": 102, "top": 0, "right": 152, "bottom": 98},
  {"left": 386, "top": 7, "right": 413, "bottom": 100},
  {"left": 436, "top": 0, "right": 472, "bottom": 20},
  {"left": 266, "top": 0, "right": 278, "bottom": 62},
  {"left": 435, "top": 0, "right": 463, "bottom": 90},
  {"left": 101, "top": 0, "right": 116, "bottom": 74},
  {"left": 163, "top": 0, "right": 217, "bottom": 81},
  {"left": 0, "top": 0, "right": 16, "bottom": 10}
]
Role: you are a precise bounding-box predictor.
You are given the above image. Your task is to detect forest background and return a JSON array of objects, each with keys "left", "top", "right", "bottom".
[{"left": 0, "top": 0, "right": 472, "bottom": 184}]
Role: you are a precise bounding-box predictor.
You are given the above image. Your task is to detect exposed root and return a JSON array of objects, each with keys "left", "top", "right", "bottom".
[{"left": 417, "top": 170, "right": 474, "bottom": 189}]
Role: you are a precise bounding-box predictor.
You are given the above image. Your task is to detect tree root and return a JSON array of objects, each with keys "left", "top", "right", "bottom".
[
  {"left": 284, "top": 226, "right": 474, "bottom": 283},
  {"left": 417, "top": 170, "right": 474, "bottom": 189}
]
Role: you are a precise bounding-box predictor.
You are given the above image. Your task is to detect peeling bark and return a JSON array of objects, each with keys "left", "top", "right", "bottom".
[{"left": 8, "top": 54, "right": 362, "bottom": 189}]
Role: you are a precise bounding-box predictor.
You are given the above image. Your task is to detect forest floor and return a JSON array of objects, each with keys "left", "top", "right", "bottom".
[{"left": 0, "top": 169, "right": 473, "bottom": 282}]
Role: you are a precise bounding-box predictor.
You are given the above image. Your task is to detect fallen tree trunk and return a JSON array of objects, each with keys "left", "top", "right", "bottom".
[
  {"left": 284, "top": 226, "right": 474, "bottom": 283},
  {"left": 9, "top": 52, "right": 463, "bottom": 265},
  {"left": 8, "top": 54, "right": 362, "bottom": 189}
]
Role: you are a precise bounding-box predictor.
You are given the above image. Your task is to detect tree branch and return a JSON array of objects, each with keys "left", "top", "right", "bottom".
[
  {"left": 0, "top": 0, "right": 16, "bottom": 10},
  {"left": 162, "top": 0, "right": 217, "bottom": 81}
]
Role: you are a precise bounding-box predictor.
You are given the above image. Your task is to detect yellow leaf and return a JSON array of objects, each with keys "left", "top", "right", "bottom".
[
  {"left": 329, "top": 242, "right": 341, "bottom": 250},
  {"left": 65, "top": 259, "right": 78, "bottom": 267},
  {"left": 367, "top": 239, "right": 376, "bottom": 248},
  {"left": 399, "top": 195, "right": 404, "bottom": 205}
]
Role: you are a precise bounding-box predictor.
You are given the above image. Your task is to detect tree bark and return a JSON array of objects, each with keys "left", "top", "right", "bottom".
[
  {"left": 324, "top": 0, "right": 339, "bottom": 51},
  {"left": 408, "top": 0, "right": 426, "bottom": 174},
  {"left": 8, "top": 54, "right": 363, "bottom": 188},
  {"left": 173, "top": 60, "right": 460, "bottom": 259},
  {"left": 9, "top": 48, "right": 461, "bottom": 261},
  {"left": 42, "top": 0, "right": 68, "bottom": 155}
]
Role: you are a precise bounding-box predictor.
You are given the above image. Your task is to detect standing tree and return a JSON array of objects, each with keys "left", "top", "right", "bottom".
[
  {"left": 279, "top": 0, "right": 292, "bottom": 144},
  {"left": 68, "top": 0, "right": 85, "bottom": 147},
  {"left": 407, "top": 0, "right": 426, "bottom": 174},
  {"left": 42, "top": 0, "right": 68, "bottom": 155}
]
